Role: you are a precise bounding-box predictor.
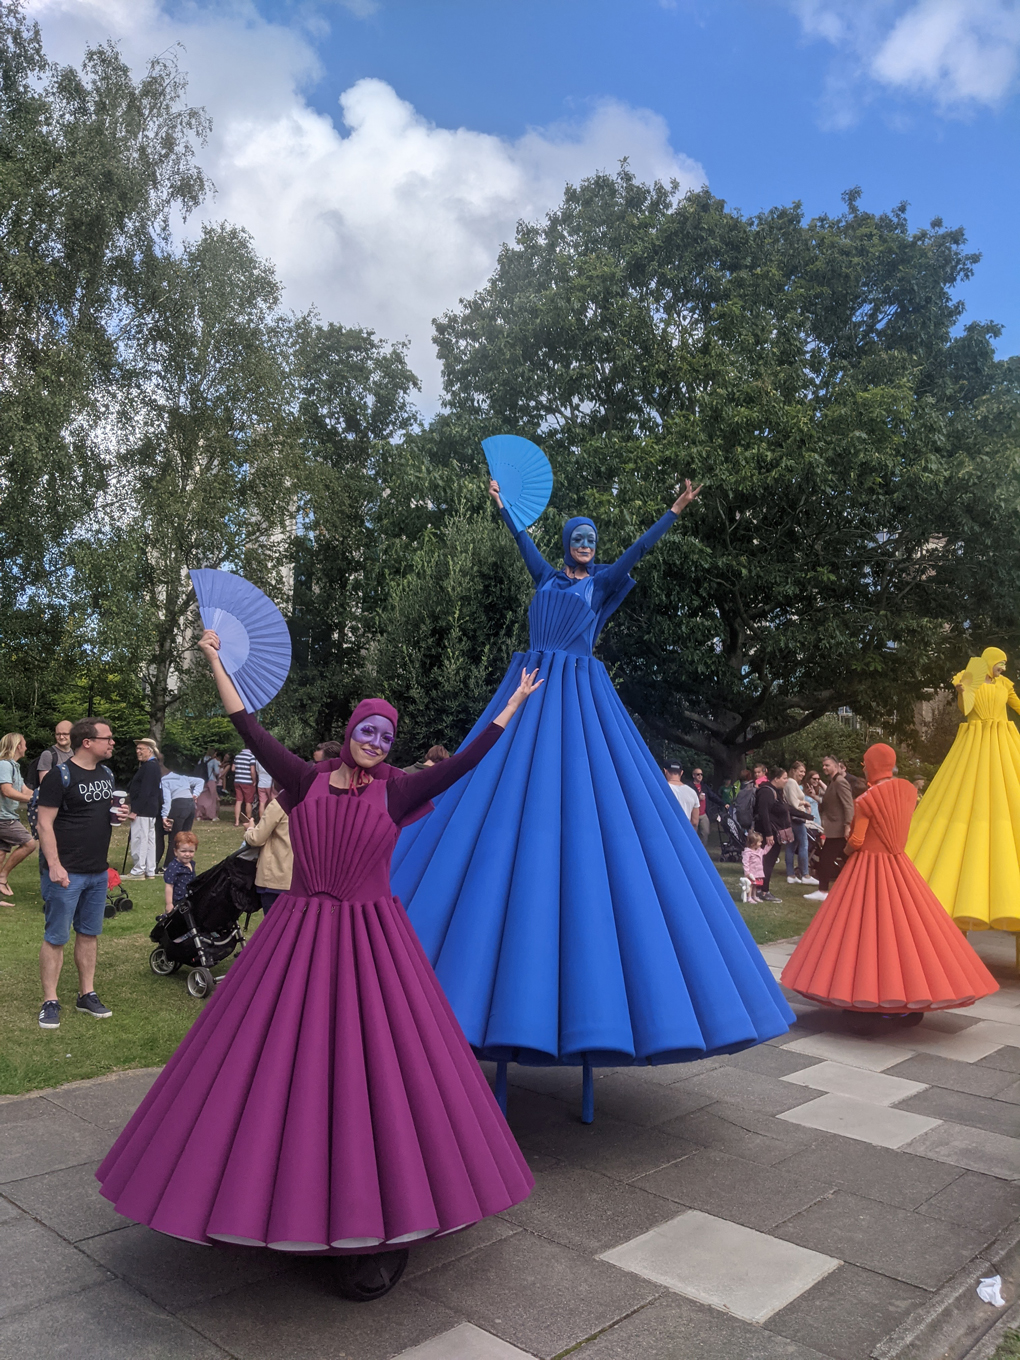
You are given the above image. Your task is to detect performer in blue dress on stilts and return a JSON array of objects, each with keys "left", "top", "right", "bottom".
[{"left": 391, "top": 472, "right": 794, "bottom": 1113}]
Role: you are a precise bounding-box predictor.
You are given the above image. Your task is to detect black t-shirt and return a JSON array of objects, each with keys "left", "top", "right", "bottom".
[{"left": 38, "top": 760, "right": 114, "bottom": 874}]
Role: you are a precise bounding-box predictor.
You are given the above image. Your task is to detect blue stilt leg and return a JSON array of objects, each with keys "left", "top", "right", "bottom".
[
  {"left": 495, "top": 1059, "right": 508, "bottom": 1115},
  {"left": 581, "top": 1056, "right": 594, "bottom": 1124}
]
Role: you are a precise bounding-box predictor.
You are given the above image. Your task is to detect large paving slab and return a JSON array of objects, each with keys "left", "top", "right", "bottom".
[
  {"left": 0, "top": 1103, "right": 111, "bottom": 1183},
  {"left": 182, "top": 1271, "right": 464, "bottom": 1360},
  {"left": 0, "top": 1216, "right": 111, "bottom": 1320},
  {"left": 498, "top": 1163, "right": 675, "bottom": 1254},
  {"left": 0, "top": 1279, "right": 229, "bottom": 1360},
  {"left": 902, "top": 1120, "right": 1020, "bottom": 1181},
  {"left": 632, "top": 1148, "right": 832, "bottom": 1232},
  {"left": 764, "top": 1263, "right": 928, "bottom": 1360},
  {"left": 392, "top": 1323, "right": 536, "bottom": 1360},
  {"left": 600, "top": 1209, "right": 840, "bottom": 1324},
  {"left": 80, "top": 1222, "right": 292, "bottom": 1310},
  {"left": 884, "top": 1051, "right": 1020, "bottom": 1097},
  {"left": 567, "top": 1292, "right": 833, "bottom": 1359},
  {"left": 777, "top": 1092, "right": 942, "bottom": 1148},
  {"left": 774, "top": 1190, "right": 988, "bottom": 1290},
  {"left": 410, "top": 1230, "right": 661, "bottom": 1359},
  {"left": 894, "top": 1084, "right": 1020, "bottom": 1137},
  {"left": 780, "top": 1060, "right": 928, "bottom": 1106},
  {"left": 1, "top": 1161, "right": 130, "bottom": 1241},
  {"left": 2, "top": 933, "right": 1018, "bottom": 1360}
]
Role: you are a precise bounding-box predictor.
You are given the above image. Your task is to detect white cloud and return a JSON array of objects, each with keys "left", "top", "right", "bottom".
[
  {"left": 27, "top": 0, "right": 705, "bottom": 401},
  {"left": 790, "top": 0, "right": 1020, "bottom": 114},
  {"left": 872, "top": 0, "right": 1020, "bottom": 104}
]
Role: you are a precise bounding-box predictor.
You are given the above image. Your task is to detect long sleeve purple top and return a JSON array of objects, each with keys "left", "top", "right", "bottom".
[{"left": 230, "top": 709, "right": 503, "bottom": 827}]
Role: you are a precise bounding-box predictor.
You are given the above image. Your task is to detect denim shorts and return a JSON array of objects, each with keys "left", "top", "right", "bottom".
[{"left": 43, "top": 870, "right": 109, "bottom": 945}]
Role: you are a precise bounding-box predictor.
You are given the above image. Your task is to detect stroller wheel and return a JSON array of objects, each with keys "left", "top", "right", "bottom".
[
  {"left": 187, "top": 967, "right": 214, "bottom": 999},
  {"left": 331, "top": 1249, "right": 409, "bottom": 1302},
  {"left": 149, "top": 947, "right": 180, "bottom": 976},
  {"left": 118, "top": 895, "right": 133, "bottom": 912}
]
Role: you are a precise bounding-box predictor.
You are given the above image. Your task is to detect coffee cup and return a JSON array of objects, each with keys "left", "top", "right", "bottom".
[{"left": 110, "top": 792, "right": 127, "bottom": 826}]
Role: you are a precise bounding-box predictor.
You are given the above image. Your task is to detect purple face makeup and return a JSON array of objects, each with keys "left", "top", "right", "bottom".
[{"left": 352, "top": 717, "right": 395, "bottom": 752}]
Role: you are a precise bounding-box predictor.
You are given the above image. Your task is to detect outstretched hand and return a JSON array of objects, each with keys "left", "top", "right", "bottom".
[
  {"left": 671, "top": 479, "right": 702, "bottom": 515},
  {"left": 493, "top": 667, "right": 544, "bottom": 729},
  {"left": 488, "top": 478, "right": 504, "bottom": 508},
  {"left": 512, "top": 666, "right": 544, "bottom": 703}
]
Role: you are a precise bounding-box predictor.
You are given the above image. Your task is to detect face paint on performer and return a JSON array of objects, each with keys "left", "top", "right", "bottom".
[
  {"left": 982, "top": 647, "right": 1007, "bottom": 677},
  {"left": 341, "top": 698, "right": 399, "bottom": 771},
  {"left": 563, "top": 516, "right": 598, "bottom": 572}
]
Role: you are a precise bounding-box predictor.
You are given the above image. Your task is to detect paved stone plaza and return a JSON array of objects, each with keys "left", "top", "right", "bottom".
[{"left": 1, "top": 932, "right": 1017, "bottom": 1360}]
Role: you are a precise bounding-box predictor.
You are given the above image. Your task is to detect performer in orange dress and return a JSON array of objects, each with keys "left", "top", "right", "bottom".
[{"left": 781, "top": 743, "right": 998, "bottom": 1012}]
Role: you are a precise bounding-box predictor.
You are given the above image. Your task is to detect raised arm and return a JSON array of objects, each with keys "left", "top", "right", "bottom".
[
  {"left": 596, "top": 479, "right": 701, "bottom": 595},
  {"left": 490, "top": 479, "right": 552, "bottom": 585},
  {"left": 198, "top": 629, "right": 311, "bottom": 800},
  {"left": 388, "top": 666, "right": 543, "bottom": 823}
]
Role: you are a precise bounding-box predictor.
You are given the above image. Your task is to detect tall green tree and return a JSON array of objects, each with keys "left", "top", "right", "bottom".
[
  {"left": 75, "top": 224, "right": 299, "bottom": 744},
  {"left": 0, "top": 2, "right": 209, "bottom": 591},
  {"left": 0, "top": 2, "right": 209, "bottom": 745},
  {"left": 278, "top": 321, "right": 420, "bottom": 747},
  {"left": 435, "top": 171, "right": 1020, "bottom": 777}
]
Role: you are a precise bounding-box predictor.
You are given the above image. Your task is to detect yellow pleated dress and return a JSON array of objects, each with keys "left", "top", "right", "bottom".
[{"left": 906, "top": 675, "right": 1020, "bottom": 931}]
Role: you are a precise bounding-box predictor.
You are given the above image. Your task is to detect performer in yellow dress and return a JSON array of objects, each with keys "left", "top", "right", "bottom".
[{"left": 906, "top": 647, "right": 1020, "bottom": 932}]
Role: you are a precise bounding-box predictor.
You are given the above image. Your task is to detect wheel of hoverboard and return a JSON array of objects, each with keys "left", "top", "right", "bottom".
[
  {"left": 331, "top": 1249, "right": 409, "bottom": 1302},
  {"left": 149, "top": 947, "right": 180, "bottom": 976},
  {"left": 186, "top": 967, "right": 214, "bottom": 998},
  {"left": 841, "top": 1009, "right": 925, "bottom": 1026}
]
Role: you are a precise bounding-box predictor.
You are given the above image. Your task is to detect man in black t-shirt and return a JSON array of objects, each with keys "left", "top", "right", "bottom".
[{"left": 35, "top": 716, "right": 129, "bottom": 1029}]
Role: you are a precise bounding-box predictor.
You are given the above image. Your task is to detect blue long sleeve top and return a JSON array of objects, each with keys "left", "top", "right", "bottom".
[{"left": 500, "top": 505, "right": 678, "bottom": 625}]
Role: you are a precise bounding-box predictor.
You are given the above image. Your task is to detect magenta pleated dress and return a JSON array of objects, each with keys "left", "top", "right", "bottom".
[{"left": 97, "top": 756, "right": 533, "bottom": 1253}]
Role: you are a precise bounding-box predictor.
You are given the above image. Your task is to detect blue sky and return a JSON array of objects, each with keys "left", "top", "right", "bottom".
[
  {"left": 38, "top": 0, "right": 1020, "bottom": 395},
  {"left": 274, "top": 0, "right": 1018, "bottom": 346}
]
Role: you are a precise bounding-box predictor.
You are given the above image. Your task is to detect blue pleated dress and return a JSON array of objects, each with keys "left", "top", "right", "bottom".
[{"left": 391, "top": 509, "right": 795, "bottom": 1068}]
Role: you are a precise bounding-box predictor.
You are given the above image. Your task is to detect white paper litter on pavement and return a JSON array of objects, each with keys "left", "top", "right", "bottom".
[{"left": 977, "top": 1275, "right": 1006, "bottom": 1307}]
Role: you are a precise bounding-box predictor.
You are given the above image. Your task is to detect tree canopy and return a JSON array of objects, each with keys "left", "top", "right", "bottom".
[
  {"left": 2, "top": 3, "right": 1018, "bottom": 783},
  {"left": 434, "top": 172, "right": 1020, "bottom": 776}
]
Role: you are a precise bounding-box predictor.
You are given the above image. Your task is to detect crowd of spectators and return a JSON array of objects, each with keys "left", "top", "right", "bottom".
[{"left": 3, "top": 714, "right": 887, "bottom": 1030}]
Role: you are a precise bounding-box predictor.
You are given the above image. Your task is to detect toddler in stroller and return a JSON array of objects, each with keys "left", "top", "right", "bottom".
[{"left": 149, "top": 847, "right": 259, "bottom": 999}]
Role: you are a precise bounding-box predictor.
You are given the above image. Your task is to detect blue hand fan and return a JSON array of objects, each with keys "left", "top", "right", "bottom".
[
  {"left": 189, "top": 569, "right": 292, "bottom": 713},
  {"left": 482, "top": 434, "right": 553, "bottom": 533}
]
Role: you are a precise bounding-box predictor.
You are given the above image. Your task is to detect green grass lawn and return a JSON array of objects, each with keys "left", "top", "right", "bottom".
[
  {"left": 0, "top": 820, "right": 820, "bottom": 1096},
  {"left": 991, "top": 1331, "right": 1020, "bottom": 1360}
]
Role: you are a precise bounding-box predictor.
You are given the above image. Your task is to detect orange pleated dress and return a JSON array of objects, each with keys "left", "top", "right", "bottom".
[{"left": 781, "top": 771, "right": 998, "bottom": 1012}]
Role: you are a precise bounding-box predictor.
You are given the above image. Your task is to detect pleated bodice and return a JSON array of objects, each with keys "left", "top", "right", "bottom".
[
  {"left": 527, "top": 577, "right": 598, "bottom": 655},
  {"left": 965, "top": 678, "right": 1013, "bottom": 724},
  {"left": 287, "top": 773, "right": 398, "bottom": 901},
  {"left": 852, "top": 781, "right": 916, "bottom": 855}
]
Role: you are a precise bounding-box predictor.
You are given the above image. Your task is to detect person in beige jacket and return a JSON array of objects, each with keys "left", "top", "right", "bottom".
[
  {"left": 803, "top": 755, "right": 855, "bottom": 901},
  {"left": 242, "top": 794, "right": 292, "bottom": 912}
]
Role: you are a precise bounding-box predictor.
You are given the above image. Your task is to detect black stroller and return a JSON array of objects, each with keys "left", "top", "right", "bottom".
[
  {"left": 149, "top": 849, "right": 260, "bottom": 999},
  {"left": 719, "top": 811, "right": 747, "bottom": 863}
]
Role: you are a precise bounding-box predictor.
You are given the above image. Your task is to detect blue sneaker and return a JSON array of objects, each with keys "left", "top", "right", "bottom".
[
  {"left": 38, "top": 1000, "right": 61, "bottom": 1029},
  {"left": 75, "top": 992, "right": 112, "bottom": 1018}
]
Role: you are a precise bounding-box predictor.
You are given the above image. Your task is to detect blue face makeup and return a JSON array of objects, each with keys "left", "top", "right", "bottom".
[{"left": 569, "top": 528, "right": 597, "bottom": 551}]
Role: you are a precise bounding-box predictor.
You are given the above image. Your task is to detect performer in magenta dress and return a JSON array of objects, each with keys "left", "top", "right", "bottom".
[{"left": 97, "top": 629, "right": 540, "bottom": 1264}]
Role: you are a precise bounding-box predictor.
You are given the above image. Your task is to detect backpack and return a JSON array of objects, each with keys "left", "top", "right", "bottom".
[
  {"left": 733, "top": 782, "right": 756, "bottom": 831},
  {"left": 25, "top": 745, "right": 60, "bottom": 791},
  {"left": 191, "top": 758, "right": 209, "bottom": 780},
  {"left": 28, "top": 762, "right": 114, "bottom": 837}
]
